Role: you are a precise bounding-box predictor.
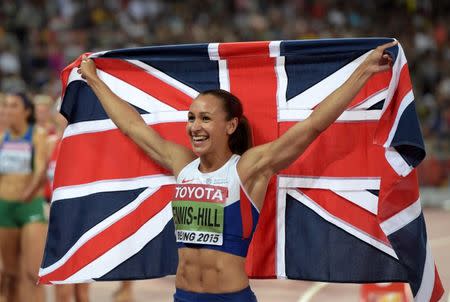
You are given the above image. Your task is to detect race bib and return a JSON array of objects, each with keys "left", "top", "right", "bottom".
[
  {"left": 0, "top": 142, "right": 32, "bottom": 174},
  {"left": 172, "top": 184, "right": 227, "bottom": 246}
]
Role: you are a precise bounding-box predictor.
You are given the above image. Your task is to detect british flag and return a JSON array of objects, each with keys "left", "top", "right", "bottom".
[{"left": 39, "top": 38, "right": 443, "bottom": 301}]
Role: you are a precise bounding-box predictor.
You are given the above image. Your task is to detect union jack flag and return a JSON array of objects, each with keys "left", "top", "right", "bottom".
[{"left": 39, "top": 38, "right": 444, "bottom": 301}]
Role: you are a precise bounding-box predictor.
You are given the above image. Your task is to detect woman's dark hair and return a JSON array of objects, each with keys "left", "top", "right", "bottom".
[
  {"left": 9, "top": 92, "right": 35, "bottom": 124},
  {"left": 200, "top": 89, "right": 252, "bottom": 155}
]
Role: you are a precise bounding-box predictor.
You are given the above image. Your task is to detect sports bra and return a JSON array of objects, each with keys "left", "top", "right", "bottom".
[
  {"left": 173, "top": 154, "right": 259, "bottom": 257},
  {"left": 0, "top": 126, "right": 34, "bottom": 174}
]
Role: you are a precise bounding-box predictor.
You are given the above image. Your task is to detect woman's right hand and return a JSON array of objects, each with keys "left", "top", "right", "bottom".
[{"left": 77, "top": 54, "right": 99, "bottom": 83}]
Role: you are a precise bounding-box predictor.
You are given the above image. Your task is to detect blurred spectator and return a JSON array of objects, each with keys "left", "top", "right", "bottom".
[
  {"left": 0, "top": 45, "right": 20, "bottom": 75},
  {"left": 0, "top": 0, "right": 448, "bottom": 185},
  {"left": 33, "top": 94, "right": 56, "bottom": 135}
]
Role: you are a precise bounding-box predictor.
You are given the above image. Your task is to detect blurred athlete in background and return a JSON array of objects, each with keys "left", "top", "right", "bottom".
[{"left": 0, "top": 92, "right": 48, "bottom": 302}]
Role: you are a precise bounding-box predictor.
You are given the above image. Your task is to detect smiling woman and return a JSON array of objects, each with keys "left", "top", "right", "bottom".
[
  {"left": 189, "top": 90, "right": 252, "bottom": 156},
  {"left": 78, "top": 40, "right": 396, "bottom": 302},
  {"left": 187, "top": 91, "right": 252, "bottom": 167}
]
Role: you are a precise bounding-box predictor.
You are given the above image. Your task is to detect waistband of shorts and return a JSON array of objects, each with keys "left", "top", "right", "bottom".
[
  {"left": 175, "top": 286, "right": 253, "bottom": 300},
  {"left": 0, "top": 196, "right": 46, "bottom": 204}
]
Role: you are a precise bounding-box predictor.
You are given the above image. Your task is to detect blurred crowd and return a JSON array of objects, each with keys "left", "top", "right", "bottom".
[{"left": 1, "top": 0, "right": 449, "bottom": 187}]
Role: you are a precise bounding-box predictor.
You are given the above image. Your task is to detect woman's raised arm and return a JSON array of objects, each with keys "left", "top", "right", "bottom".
[{"left": 78, "top": 55, "right": 195, "bottom": 176}]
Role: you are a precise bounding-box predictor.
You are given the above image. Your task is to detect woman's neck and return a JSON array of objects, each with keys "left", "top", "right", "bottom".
[
  {"left": 198, "top": 150, "right": 233, "bottom": 173},
  {"left": 10, "top": 120, "right": 29, "bottom": 137}
]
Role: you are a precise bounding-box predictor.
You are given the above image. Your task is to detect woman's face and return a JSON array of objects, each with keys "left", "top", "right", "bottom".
[
  {"left": 186, "top": 94, "right": 237, "bottom": 156},
  {"left": 4, "top": 94, "right": 30, "bottom": 128},
  {"left": 35, "top": 102, "right": 51, "bottom": 126}
]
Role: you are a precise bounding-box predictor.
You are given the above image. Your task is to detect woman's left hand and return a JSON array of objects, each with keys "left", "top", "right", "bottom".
[
  {"left": 363, "top": 40, "right": 398, "bottom": 74},
  {"left": 77, "top": 54, "right": 99, "bottom": 83},
  {"left": 21, "top": 190, "right": 33, "bottom": 202}
]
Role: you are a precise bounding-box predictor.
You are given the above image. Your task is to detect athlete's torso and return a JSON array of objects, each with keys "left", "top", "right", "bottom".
[
  {"left": 0, "top": 126, "right": 38, "bottom": 201},
  {"left": 174, "top": 155, "right": 259, "bottom": 293},
  {"left": 0, "top": 126, "right": 34, "bottom": 174}
]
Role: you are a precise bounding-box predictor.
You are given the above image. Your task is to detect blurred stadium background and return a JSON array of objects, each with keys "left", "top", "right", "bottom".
[{"left": 0, "top": 0, "right": 448, "bottom": 301}]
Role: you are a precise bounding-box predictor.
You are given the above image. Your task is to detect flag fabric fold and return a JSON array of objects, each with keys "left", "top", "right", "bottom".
[{"left": 39, "top": 38, "right": 443, "bottom": 301}]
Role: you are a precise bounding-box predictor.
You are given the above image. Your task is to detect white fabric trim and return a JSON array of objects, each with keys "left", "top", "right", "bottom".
[
  {"left": 278, "top": 176, "right": 380, "bottom": 190},
  {"left": 269, "top": 40, "right": 281, "bottom": 57},
  {"left": 235, "top": 163, "right": 260, "bottom": 213},
  {"left": 208, "top": 43, "right": 220, "bottom": 61},
  {"left": 279, "top": 109, "right": 382, "bottom": 122},
  {"left": 380, "top": 44, "right": 417, "bottom": 175},
  {"left": 276, "top": 186, "right": 287, "bottom": 279},
  {"left": 207, "top": 43, "right": 230, "bottom": 91},
  {"left": 414, "top": 244, "right": 436, "bottom": 302},
  {"left": 275, "top": 56, "right": 288, "bottom": 120},
  {"left": 89, "top": 50, "right": 108, "bottom": 58},
  {"left": 67, "top": 67, "right": 85, "bottom": 84},
  {"left": 218, "top": 60, "right": 230, "bottom": 91},
  {"left": 380, "top": 198, "right": 421, "bottom": 236},
  {"left": 385, "top": 90, "right": 415, "bottom": 147},
  {"left": 385, "top": 147, "right": 413, "bottom": 177},
  {"left": 52, "top": 175, "right": 175, "bottom": 202},
  {"left": 380, "top": 42, "right": 406, "bottom": 116}
]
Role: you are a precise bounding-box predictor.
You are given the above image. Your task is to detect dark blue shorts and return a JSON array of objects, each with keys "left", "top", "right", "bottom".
[{"left": 174, "top": 286, "right": 257, "bottom": 302}]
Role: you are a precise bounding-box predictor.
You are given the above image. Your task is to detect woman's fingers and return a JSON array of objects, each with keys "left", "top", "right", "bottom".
[
  {"left": 379, "top": 41, "right": 398, "bottom": 61},
  {"left": 368, "top": 40, "right": 397, "bottom": 71},
  {"left": 378, "top": 40, "right": 398, "bottom": 52},
  {"left": 77, "top": 54, "right": 97, "bottom": 81}
]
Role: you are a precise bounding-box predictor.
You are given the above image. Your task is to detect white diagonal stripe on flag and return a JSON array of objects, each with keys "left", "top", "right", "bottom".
[
  {"left": 279, "top": 109, "right": 382, "bottom": 122},
  {"left": 286, "top": 51, "right": 371, "bottom": 109},
  {"left": 385, "top": 89, "right": 414, "bottom": 147},
  {"left": 333, "top": 190, "right": 378, "bottom": 215},
  {"left": 61, "top": 202, "right": 174, "bottom": 282},
  {"left": 288, "top": 189, "right": 397, "bottom": 259},
  {"left": 279, "top": 176, "right": 380, "bottom": 190},
  {"left": 415, "top": 244, "right": 436, "bottom": 302},
  {"left": 276, "top": 185, "right": 288, "bottom": 279},
  {"left": 98, "top": 69, "right": 178, "bottom": 112},
  {"left": 66, "top": 67, "right": 179, "bottom": 113},
  {"left": 52, "top": 175, "right": 175, "bottom": 202},
  {"left": 385, "top": 147, "right": 414, "bottom": 177},
  {"left": 126, "top": 59, "right": 199, "bottom": 99},
  {"left": 380, "top": 198, "right": 421, "bottom": 236},
  {"left": 350, "top": 89, "right": 388, "bottom": 110},
  {"left": 63, "top": 111, "right": 188, "bottom": 138},
  {"left": 40, "top": 186, "right": 163, "bottom": 276}
]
